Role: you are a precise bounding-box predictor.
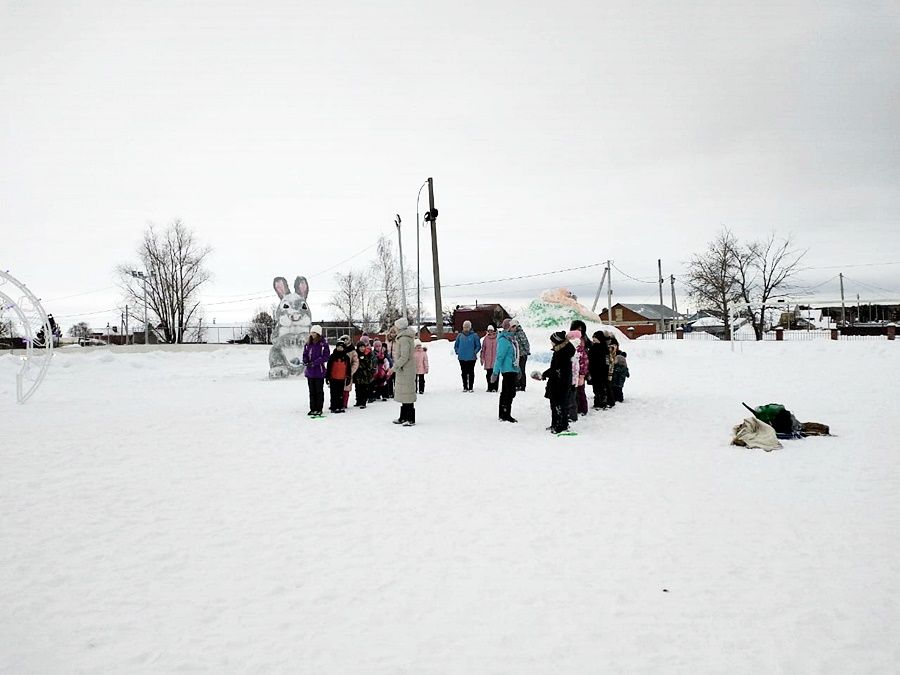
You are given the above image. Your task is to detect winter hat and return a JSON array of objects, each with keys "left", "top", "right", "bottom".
[
  {"left": 394, "top": 317, "right": 409, "bottom": 331},
  {"left": 310, "top": 325, "right": 323, "bottom": 336},
  {"left": 509, "top": 319, "right": 521, "bottom": 328},
  {"left": 373, "top": 339, "right": 382, "bottom": 350},
  {"left": 550, "top": 330, "right": 567, "bottom": 345},
  {"left": 486, "top": 324, "right": 496, "bottom": 332},
  {"left": 360, "top": 335, "right": 370, "bottom": 345},
  {"left": 570, "top": 319, "right": 587, "bottom": 336},
  {"left": 592, "top": 330, "right": 607, "bottom": 342},
  {"left": 463, "top": 320, "right": 472, "bottom": 331},
  {"left": 501, "top": 318, "right": 511, "bottom": 330},
  {"left": 338, "top": 334, "right": 351, "bottom": 346}
]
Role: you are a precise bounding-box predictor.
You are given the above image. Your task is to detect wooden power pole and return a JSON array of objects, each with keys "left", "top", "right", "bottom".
[{"left": 426, "top": 177, "right": 444, "bottom": 338}]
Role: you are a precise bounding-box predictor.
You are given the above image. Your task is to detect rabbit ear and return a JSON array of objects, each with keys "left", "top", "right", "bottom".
[
  {"left": 294, "top": 276, "right": 309, "bottom": 300},
  {"left": 273, "top": 277, "right": 290, "bottom": 300}
]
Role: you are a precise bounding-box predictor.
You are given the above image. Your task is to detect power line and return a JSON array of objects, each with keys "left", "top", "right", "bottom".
[
  {"left": 53, "top": 306, "right": 122, "bottom": 319},
  {"left": 43, "top": 286, "right": 117, "bottom": 302},
  {"left": 794, "top": 274, "right": 841, "bottom": 293},
  {"left": 610, "top": 263, "right": 657, "bottom": 284},
  {"left": 308, "top": 239, "right": 381, "bottom": 278},
  {"left": 803, "top": 261, "right": 900, "bottom": 271},
  {"left": 421, "top": 261, "right": 608, "bottom": 290},
  {"left": 842, "top": 275, "right": 900, "bottom": 296}
]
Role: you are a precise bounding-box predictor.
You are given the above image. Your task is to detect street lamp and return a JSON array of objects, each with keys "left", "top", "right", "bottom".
[{"left": 129, "top": 269, "right": 150, "bottom": 345}]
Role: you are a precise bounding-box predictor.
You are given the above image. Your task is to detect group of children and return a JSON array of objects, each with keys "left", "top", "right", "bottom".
[
  {"left": 300, "top": 324, "right": 430, "bottom": 417},
  {"left": 532, "top": 320, "right": 630, "bottom": 434},
  {"left": 300, "top": 319, "right": 628, "bottom": 435}
]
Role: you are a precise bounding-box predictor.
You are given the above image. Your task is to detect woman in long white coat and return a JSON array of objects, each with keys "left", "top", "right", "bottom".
[{"left": 390, "top": 317, "right": 418, "bottom": 426}]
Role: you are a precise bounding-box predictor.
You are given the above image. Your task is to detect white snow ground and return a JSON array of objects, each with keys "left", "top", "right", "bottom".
[{"left": 2, "top": 327, "right": 898, "bottom": 673}]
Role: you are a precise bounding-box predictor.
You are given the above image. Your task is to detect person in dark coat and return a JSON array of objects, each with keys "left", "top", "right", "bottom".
[
  {"left": 612, "top": 350, "right": 630, "bottom": 402},
  {"left": 588, "top": 330, "right": 612, "bottom": 409},
  {"left": 353, "top": 338, "right": 375, "bottom": 408},
  {"left": 533, "top": 331, "right": 576, "bottom": 434}
]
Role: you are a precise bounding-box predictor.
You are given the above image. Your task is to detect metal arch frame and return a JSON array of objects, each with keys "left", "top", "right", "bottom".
[{"left": 0, "top": 271, "right": 54, "bottom": 403}]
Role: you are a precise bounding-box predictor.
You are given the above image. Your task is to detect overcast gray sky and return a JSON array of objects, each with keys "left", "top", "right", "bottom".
[{"left": 3, "top": 0, "right": 899, "bottom": 327}]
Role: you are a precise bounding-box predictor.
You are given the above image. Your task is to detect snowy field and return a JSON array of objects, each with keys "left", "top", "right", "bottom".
[{"left": 2, "top": 328, "right": 898, "bottom": 673}]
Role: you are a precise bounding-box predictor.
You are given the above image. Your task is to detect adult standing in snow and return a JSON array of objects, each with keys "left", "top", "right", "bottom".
[
  {"left": 391, "top": 317, "right": 418, "bottom": 426},
  {"left": 480, "top": 325, "right": 499, "bottom": 392},
  {"left": 453, "top": 320, "right": 481, "bottom": 392},
  {"left": 302, "top": 325, "right": 330, "bottom": 417},
  {"left": 492, "top": 323, "right": 520, "bottom": 422},
  {"left": 511, "top": 319, "right": 531, "bottom": 391}
]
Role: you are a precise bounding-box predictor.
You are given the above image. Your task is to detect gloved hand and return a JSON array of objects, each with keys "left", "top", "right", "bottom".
[{"left": 490, "top": 373, "right": 499, "bottom": 384}]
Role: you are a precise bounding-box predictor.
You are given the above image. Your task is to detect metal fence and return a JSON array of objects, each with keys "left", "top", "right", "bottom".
[{"left": 638, "top": 329, "right": 896, "bottom": 343}]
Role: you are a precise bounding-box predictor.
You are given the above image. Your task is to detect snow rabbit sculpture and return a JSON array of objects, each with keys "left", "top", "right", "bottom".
[{"left": 269, "top": 276, "right": 312, "bottom": 379}]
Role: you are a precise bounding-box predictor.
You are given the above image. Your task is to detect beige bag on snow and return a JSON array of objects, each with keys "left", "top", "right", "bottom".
[{"left": 732, "top": 417, "right": 783, "bottom": 452}]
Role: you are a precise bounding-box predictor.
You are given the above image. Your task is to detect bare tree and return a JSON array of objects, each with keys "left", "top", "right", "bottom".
[
  {"left": 117, "top": 220, "right": 212, "bottom": 343},
  {"left": 730, "top": 233, "right": 807, "bottom": 339},
  {"left": 685, "top": 228, "right": 743, "bottom": 338},
  {"left": 0, "top": 305, "right": 13, "bottom": 339},
  {"left": 248, "top": 307, "right": 275, "bottom": 344},
  {"left": 329, "top": 269, "right": 367, "bottom": 333},
  {"left": 743, "top": 234, "right": 806, "bottom": 339},
  {"left": 68, "top": 321, "right": 91, "bottom": 339},
  {"left": 369, "top": 234, "right": 404, "bottom": 331},
  {"left": 358, "top": 287, "right": 379, "bottom": 334}
]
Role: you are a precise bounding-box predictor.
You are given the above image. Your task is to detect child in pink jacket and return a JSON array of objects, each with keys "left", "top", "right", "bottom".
[
  {"left": 414, "top": 342, "right": 429, "bottom": 394},
  {"left": 480, "top": 325, "right": 499, "bottom": 392}
]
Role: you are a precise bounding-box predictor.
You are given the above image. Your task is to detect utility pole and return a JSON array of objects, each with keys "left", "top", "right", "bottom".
[
  {"left": 394, "top": 214, "right": 408, "bottom": 318},
  {"left": 130, "top": 270, "right": 150, "bottom": 345},
  {"left": 591, "top": 267, "right": 609, "bottom": 315},
  {"left": 658, "top": 259, "right": 665, "bottom": 335},
  {"left": 606, "top": 260, "right": 613, "bottom": 327},
  {"left": 125, "top": 305, "right": 129, "bottom": 345},
  {"left": 425, "top": 177, "right": 444, "bottom": 338},
  {"left": 857, "top": 293, "right": 860, "bottom": 325},
  {"left": 415, "top": 179, "right": 428, "bottom": 334},
  {"left": 670, "top": 274, "right": 678, "bottom": 330},
  {"left": 839, "top": 272, "right": 846, "bottom": 325}
]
